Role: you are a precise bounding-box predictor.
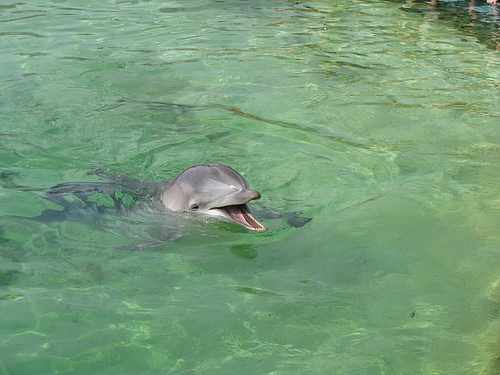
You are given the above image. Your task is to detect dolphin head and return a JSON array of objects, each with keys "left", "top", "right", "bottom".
[{"left": 160, "top": 164, "right": 267, "bottom": 232}]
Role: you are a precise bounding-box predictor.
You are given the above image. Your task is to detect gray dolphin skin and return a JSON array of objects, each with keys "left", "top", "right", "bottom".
[{"left": 160, "top": 164, "right": 267, "bottom": 232}]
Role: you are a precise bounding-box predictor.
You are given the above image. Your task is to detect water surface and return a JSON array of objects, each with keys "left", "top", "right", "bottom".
[{"left": 1, "top": 0, "right": 500, "bottom": 374}]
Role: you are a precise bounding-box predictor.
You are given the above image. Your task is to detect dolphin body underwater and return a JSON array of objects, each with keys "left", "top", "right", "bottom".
[{"left": 19, "top": 164, "right": 310, "bottom": 244}]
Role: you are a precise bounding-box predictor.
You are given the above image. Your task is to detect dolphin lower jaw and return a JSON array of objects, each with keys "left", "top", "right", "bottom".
[{"left": 209, "top": 204, "right": 267, "bottom": 232}]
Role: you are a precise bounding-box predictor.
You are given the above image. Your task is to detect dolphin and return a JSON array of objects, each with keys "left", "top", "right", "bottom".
[
  {"left": 23, "top": 164, "right": 267, "bottom": 233},
  {"left": 1, "top": 164, "right": 313, "bottom": 245},
  {"left": 160, "top": 164, "right": 267, "bottom": 232}
]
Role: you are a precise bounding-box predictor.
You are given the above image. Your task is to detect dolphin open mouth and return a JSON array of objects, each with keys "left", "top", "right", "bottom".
[{"left": 220, "top": 204, "right": 267, "bottom": 232}]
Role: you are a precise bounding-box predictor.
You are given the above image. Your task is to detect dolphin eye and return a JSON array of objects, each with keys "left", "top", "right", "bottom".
[{"left": 190, "top": 203, "right": 200, "bottom": 211}]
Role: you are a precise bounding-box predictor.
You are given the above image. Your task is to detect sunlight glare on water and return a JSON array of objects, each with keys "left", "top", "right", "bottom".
[{"left": 0, "top": 0, "right": 500, "bottom": 374}]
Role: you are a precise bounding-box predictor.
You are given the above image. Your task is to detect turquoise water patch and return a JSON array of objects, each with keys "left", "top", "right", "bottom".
[{"left": 1, "top": 0, "right": 500, "bottom": 374}]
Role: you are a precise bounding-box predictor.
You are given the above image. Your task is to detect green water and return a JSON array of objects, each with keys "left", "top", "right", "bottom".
[{"left": 1, "top": 0, "right": 500, "bottom": 374}]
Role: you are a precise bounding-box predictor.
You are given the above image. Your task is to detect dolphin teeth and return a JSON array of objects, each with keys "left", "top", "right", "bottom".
[{"left": 222, "top": 204, "right": 267, "bottom": 232}]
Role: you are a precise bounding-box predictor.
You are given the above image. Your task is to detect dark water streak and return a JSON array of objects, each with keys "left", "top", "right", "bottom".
[{"left": 116, "top": 98, "right": 377, "bottom": 152}]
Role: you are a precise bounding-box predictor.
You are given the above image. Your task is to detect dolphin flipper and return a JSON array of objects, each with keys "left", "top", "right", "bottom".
[
  {"left": 254, "top": 208, "right": 312, "bottom": 228},
  {"left": 282, "top": 212, "right": 312, "bottom": 228}
]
